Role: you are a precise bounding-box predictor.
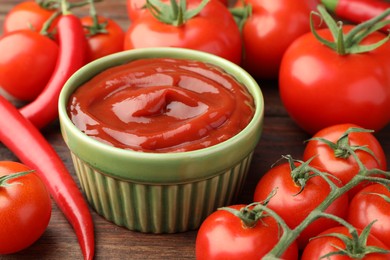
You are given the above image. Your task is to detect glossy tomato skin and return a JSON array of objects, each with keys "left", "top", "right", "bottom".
[
  {"left": 195, "top": 205, "right": 299, "bottom": 260},
  {"left": 301, "top": 226, "right": 390, "bottom": 260},
  {"left": 0, "top": 161, "right": 52, "bottom": 254},
  {"left": 303, "top": 123, "right": 387, "bottom": 200},
  {"left": 126, "top": 0, "right": 228, "bottom": 21},
  {"left": 348, "top": 184, "right": 390, "bottom": 248},
  {"left": 238, "top": 0, "right": 319, "bottom": 79},
  {"left": 81, "top": 16, "right": 125, "bottom": 63},
  {"left": 0, "top": 30, "right": 59, "bottom": 101},
  {"left": 3, "top": 1, "right": 58, "bottom": 34},
  {"left": 124, "top": 0, "right": 242, "bottom": 65},
  {"left": 279, "top": 26, "right": 390, "bottom": 134},
  {"left": 253, "top": 162, "right": 349, "bottom": 249}
]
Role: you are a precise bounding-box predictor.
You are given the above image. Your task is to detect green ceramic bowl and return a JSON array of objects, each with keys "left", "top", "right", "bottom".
[{"left": 58, "top": 47, "right": 264, "bottom": 233}]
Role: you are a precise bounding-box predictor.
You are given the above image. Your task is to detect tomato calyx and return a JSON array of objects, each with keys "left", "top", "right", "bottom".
[
  {"left": 219, "top": 190, "right": 277, "bottom": 228},
  {"left": 310, "top": 5, "right": 390, "bottom": 55},
  {"left": 229, "top": 0, "right": 252, "bottom": 31},
  {"left": 145, "top": 0, "right": 209, "bottom": 26},
  {"left": 312, "top": 217, "right": 389, "bottom": 258},
  {"left": 36, "top": 0, "right": 59, "bottom": 10},
  {"left": 307, "top": 127, "right": 379, "bottom": 161},
  {"left": 83, "top": 0, "right": 108, "bottom": 37},
  {"left": 0, "top": 170, "right": 34, "bottom": 187},
  {"left": 283, "top": 155, "right": 325, "bottom": 194}
]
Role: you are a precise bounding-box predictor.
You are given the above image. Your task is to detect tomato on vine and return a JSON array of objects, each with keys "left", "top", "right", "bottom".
[
  {"left": 81, "top": 0, "right": 125, "bottom": 62},
  {"left": 0, "top": 161, "right": 52, "bottom": 254},
  {"left": 124, "top": 0, "right": 242, "bottom": 65},
  {"left": 2, "top": 0, "right": 59, "bottom": 35},
  {"left": 195, "top": 203, "right": 299, "bottom": 260},
  {"left": 231, "top": 0, "right": 319, "bottom": 79},
  {"left": 301, "top": 225, "right": 390, "bottom": 259},
  {"left": 303, "top": 124, "right": 387, "bottom": 200},
  {"left": 348, "top": 183, "right": 390, "bottom": 248},
  {"left": 279, "top": 6, "right": 390, "bottom": 134},
  {"left": 253, "top": 156, "right": 349, "bottom": 249}
]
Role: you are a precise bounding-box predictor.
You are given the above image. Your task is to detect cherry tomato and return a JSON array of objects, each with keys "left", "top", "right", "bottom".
[
  {"left": 0, "top": 30, "right": 59, "bottom": 101},
  {"left": 124, "top": 0, "right": 242, "bottom": 65},
  {"left": 126, "top": 0, "right": 228, "bottom": 21},
  {"left": 3, "top": 1, "right": 59, "bottom": 35},
  {"left": 0, "top": 161, "right": 51, "bottom": 254},
  {"left": 253, "top": 161, "right": 349, "bottom": 249},
  {"left": 195, "top": 204, "right": 299, "bottom": 260},
  {"left": 279, "top": 25, "right": 390, "bottom": 134},
  {"left": 348, "top": 184, "right": 390, "bottom": 248},
  {"left": 81, "top": 15, "right": 125, "bottom": 62},
  {"left": 236, "top": 0, "right": 319, "bottom": 79},
  {"left": 303, "top": 124, "right": 387, "bottom": 200},
  {"left": 301, "top": 226, "right": 390, "bottom": 259}
]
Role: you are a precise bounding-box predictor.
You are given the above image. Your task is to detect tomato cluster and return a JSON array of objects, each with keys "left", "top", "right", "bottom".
[
  {"left": 0, "top": 0, "right": 125, "bottom": 102},
  {"left": 196, "top": 123, "right": 390, "bottom": 259}
]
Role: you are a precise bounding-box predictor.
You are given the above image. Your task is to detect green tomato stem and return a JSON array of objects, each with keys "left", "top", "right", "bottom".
[
  {"left": 0, "top": 170, "right": 34, "bottom": 187},
  {"left": 311, "top": 4, "right": 390, "bottom": 55},
  {"left": 146, "top": 0, "right": 209, "bottom": 26}
]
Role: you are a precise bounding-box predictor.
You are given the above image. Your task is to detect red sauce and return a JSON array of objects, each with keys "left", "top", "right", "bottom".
[{"left": 67, "top": 58, "right": 255, "bottom": 153}]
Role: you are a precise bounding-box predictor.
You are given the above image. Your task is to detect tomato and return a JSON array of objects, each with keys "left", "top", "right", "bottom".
[
  {"left": 253, "top": 161, "right": 349, "bottom": 249},
  {"left": 236, "top": 0, "right": 319, "bottom": 79},
  {"left": 279, "top": 25, "right": 390, "bottom": 134},
  {"left": 0, "top": 161, "right": 51, "bottom": 254},
  {"left": 123, "top": 0, "right": 242, "bottom": 65},
  {"left": 347, "top": 184, "right": 390, "bottom": 248},
  {"left": 195, "top": 204, "right": 299, "bottom": 260},
  {"left": 0, "top": 30, "right": 59, "bottom": 101},
  {"left": 3, "top": 1, "right": 59, "bottom": 35},
  {"left": 80, "top": 15, "right": 125, "bottom": 63},
  {"left": 303, "top": 124, "right": 387, "bottom": 200},
  {"left": 301, "top": 226, "right": 390, "bottom": 259}
]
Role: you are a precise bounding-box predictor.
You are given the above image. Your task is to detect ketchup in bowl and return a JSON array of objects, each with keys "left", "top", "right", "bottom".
[{"left": 67, "top": 58, "right": 255, "bottom": 153}]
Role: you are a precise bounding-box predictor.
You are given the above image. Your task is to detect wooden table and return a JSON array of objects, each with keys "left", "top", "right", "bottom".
[{"left": 1, "top": 1, "right": 390, "bottom": 259}]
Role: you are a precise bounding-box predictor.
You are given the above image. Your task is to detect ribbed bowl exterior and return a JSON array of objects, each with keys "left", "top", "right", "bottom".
[{"left": 71, "top": 151, "right": 253, "bottom": 233}]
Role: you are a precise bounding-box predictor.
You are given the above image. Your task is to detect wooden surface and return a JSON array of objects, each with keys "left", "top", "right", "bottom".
[{"left": 1, "top": 1, "right": 390, "bottom": 259}]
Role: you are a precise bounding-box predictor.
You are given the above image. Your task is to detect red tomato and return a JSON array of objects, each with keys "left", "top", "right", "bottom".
[
  {"left": 237, "top": 0, "right": 319, "bottom": 79},
  {"left": 0, "top": 161, "right": 51, "bottom": 254},
  {"left": 253, "top": 162, "right": 349, "bottom": 249},
  {"left": 80, "top": 15, "right": 125, "bottom": 63},
  {"left": 279, "top": 25, "right": 390, "bottom": 134},
  {"left": 124, "top": 0, "right": 242, "bottom": 65},
  {"left": 348, "top": 184, "right": 390, "bottom": 248},
  {"left": 0, "top": 30, "right": 59, "bottom": 101},
  {"left": 3, "top": 1, "right": 59, "bottom": 35},
  {"left": 126, "top": 0, "right": 228, "bottom": 21},
  {"left": 301, "top": 226, "right": 390, "bottom": 259},
  {"left": 195, "top": 204, "right": 299, "bottom": 260},
  {"left": 303, "top": 124, "right": 387, "bottom": 200}
]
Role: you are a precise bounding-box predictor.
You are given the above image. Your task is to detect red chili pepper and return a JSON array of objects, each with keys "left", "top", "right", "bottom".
[
  {"left": 19, "top": 13, "right": 87, "bottom": 129},
  {"left": 0, "top": 95, "right": 94, "bottom": 260},
  {"left": 321, "top": 0, "right": 390, "bottom": 32}
]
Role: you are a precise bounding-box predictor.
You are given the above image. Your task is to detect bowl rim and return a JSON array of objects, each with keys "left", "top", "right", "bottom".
[{"left": 58, "top": 47, "right": 264, "bottom": 183}]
